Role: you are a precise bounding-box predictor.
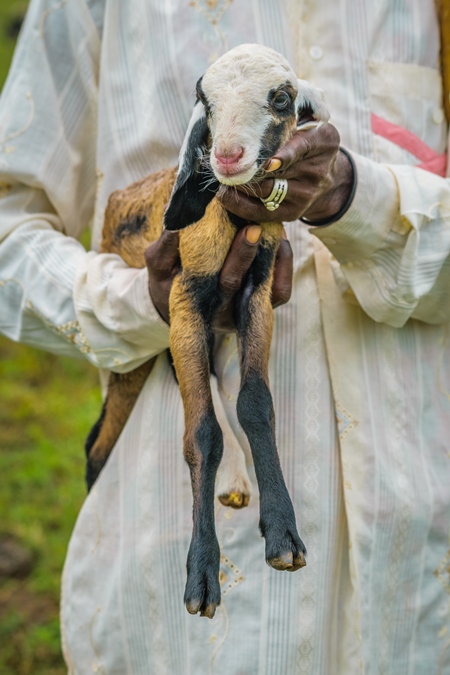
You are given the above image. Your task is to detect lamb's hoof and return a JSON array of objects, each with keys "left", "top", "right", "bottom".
[
  {"left": 184, "top": 568, "right": 221, "bottom": 619},
  {"left": 265, "top": 530, "right": 307, "bottom": 572},
  {"left": 218, "top": 491, "right": 250, "bottom": 509},
  {"left": 185, "top": 597, "right": 219, "bottom": 619},
  {"left": 184, "top": 539, "right": 221, "bottom": 619},
  {"left": 268, "top": 548, "right": 306, "bottom": 572},
  {"left": 215, "top": 457, "right": 252, "bottom": 510}
]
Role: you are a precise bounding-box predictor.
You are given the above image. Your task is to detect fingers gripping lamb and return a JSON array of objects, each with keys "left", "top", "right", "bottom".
[{"left": 85, "top": 44, "right": 330, "bottom": 619}]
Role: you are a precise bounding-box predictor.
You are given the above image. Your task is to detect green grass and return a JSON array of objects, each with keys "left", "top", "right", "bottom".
[
  {"left": 0, "top": 4, "right": 103, "bottom": 673},
  {"left": 0, "top": 340, "right": 101, "bottom": 674},
  {"left": 0, "top": 2, "right": 28, "bottom": 88}
]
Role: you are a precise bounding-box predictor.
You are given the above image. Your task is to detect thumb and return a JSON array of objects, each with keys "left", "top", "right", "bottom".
[{"left": 144, "top": 230, "right": 180, "bottom": 280}]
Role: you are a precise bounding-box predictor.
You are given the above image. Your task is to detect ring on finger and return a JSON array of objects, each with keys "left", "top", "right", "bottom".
[{"left": 260, "top": 178, "right": 288, "bottom": 211}]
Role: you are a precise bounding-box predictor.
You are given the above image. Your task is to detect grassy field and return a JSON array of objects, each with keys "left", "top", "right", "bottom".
[{"left": 0, "top": 3, "right": 102, "bottom": 673}]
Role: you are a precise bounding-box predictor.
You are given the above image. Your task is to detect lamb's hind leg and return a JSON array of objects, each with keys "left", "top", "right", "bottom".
[
  {"left": 211, "top": 374, "right": 251, "bottom": 509},
  {"left": 169, "top": 276, "right": 223, "bottom": 619},
  {"left": 235, "top": 248, "right": 306, "bottom": 572},
  {"left": 85, "top": 358, "right": 156, "bottom": 490}
]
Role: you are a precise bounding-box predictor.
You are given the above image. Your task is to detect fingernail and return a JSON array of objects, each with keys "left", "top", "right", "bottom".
[
  {"left": 246, "top": 225, "right": 262, "bottom": 244},
  {"left": 281, "top": 227, "right": 287, "bottom": 240},
  {"left": 265, "top": 158, "right": 282, "bottom": 172}
]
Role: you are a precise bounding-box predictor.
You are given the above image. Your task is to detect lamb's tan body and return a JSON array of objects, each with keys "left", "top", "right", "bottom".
[
  {"left": 100, "top": 168, "right": 176, "bottom": 266},
  {"left": 86, "top": 165, "right": 287, "bottom": 618},
  {"left": 90, "top": 166, "right": 281, "bottom": 511}
]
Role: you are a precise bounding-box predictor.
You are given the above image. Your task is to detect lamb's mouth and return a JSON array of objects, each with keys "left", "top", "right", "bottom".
[{"left": 212, "top": 162, "right": 259, "bottom": 186}]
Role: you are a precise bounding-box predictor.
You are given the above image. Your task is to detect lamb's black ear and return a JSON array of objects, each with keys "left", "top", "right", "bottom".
[
  {"left": 295, "top": 79, "right": 330, "bottom": 129},
  {"left": 164, "top": 101, "right": 219, "bottom": 231}
]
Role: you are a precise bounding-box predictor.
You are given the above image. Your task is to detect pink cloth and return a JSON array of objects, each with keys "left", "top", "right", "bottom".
[{"left": 371, "top": 113, "right": 447, "bottom": 176}]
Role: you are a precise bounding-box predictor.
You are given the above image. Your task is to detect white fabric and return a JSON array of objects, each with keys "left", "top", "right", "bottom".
[{"left": 0, "top": 0, "right": 449, "bottom": 673}]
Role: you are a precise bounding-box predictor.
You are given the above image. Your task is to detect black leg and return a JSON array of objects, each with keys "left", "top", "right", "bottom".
[
  {"left": 169, "top": 275, "right": 224, "bottom": 617},
  {"left": 234, "top": 248, "right": 306, "bottom": 571}
]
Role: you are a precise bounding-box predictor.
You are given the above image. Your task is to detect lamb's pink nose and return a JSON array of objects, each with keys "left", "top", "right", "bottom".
[{"left": 214, "top": 146, "right": 244, "bottom": 166}]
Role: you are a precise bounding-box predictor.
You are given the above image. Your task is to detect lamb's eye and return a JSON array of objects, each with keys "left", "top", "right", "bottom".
[{"left": 272, "top": 91, "right": 291, "bottom": 110}]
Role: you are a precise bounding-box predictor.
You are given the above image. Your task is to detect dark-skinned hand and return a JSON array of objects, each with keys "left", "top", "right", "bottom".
[
  {"left": 144, "top": 226, "right": 293, "bottom": 333},
  {"left": 219, "top": 123, "right": 354, "bottom": 223}
]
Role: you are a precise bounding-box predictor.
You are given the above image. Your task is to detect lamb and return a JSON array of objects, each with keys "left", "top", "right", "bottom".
[{"left": 85, "top": 43, "right": 330, "bottom": 619}]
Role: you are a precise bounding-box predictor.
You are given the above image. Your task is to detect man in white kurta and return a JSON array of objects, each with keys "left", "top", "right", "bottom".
[{"left": 0, "top": 0, "right": 449, "bottom": 673}]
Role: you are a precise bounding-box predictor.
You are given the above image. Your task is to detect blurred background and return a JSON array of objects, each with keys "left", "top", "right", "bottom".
[{"left": 0, "top": 2, "right": 102, "bottom": 673}]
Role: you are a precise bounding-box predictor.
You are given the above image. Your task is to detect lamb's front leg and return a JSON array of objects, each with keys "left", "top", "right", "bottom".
[
  {"left": 235, "top": 243, "right": 306, "bottom": 572},
  {"left": 169, "top": 276, "right": 223, "bottom": 619}
]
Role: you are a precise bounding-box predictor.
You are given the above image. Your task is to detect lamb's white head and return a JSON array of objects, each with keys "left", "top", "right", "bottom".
[
  {"left": 164, "top": 44, "right": 330, "bottom": 231},
  {"left": 199, "top": 44, "right": 329, "bottom": 185}
]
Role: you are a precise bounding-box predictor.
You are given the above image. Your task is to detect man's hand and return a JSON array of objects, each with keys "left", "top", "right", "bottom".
[
  {"left": 218, "top": 123, "right": 354, "bottom": 224},
  {"left": 144, "top": 226, "right": 293, "bottom": 332},
  {"left": 144, "top": 230, "right": 181, "bottom": 325}
]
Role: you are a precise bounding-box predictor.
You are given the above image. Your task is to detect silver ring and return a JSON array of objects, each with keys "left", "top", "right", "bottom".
[{"left": 260, "top": 178, "right": 288, "bottom": 211}]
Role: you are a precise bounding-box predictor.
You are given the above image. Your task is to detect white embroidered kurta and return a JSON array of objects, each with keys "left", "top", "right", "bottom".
[{"left": 0, "top": 1, "right": 449, "bottom": 673}]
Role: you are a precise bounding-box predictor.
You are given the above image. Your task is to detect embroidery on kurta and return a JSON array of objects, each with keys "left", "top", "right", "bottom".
[
  {"left": 188, "top": 0, "right": 234, "bottom": 61},
  {"left": 25, "top": 301, "right": 92, "bottom": 354},
  {"left": 335, "top": 401, "right": 358, "bottom": 440},
  {"left": 208, "top": 504, "right": 246, "bottom": 673},
  {"left": 220, "top": 552, "right": 245, "bottom": 598},
  {"left": 208, "top": 601, "right": 230, "bottom": 674},
  {"left": 0, "top": 92, "right": 34, "bottom": 168},
  {"left": 188, "top": 0, "right": 234, "bottom": 24},
  {"left": 39, "top": 0, "right": 69, "bottom": 36}
]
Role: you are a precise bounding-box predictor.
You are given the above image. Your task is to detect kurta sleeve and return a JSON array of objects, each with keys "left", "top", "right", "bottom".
[
  {"left": 311, "top": 152, "right": 450, "bottom": 327},
  {"left": 0, "top": 0, "right": 170, "bottom": 372}
]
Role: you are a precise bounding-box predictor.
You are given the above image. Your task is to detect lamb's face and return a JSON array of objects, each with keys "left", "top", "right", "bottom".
[
  {"left": 164, "top": 45, "right": 330, "bottom": 232},
  {"left": 198, "top": 45, "right": 304, "bottom": 186}
]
